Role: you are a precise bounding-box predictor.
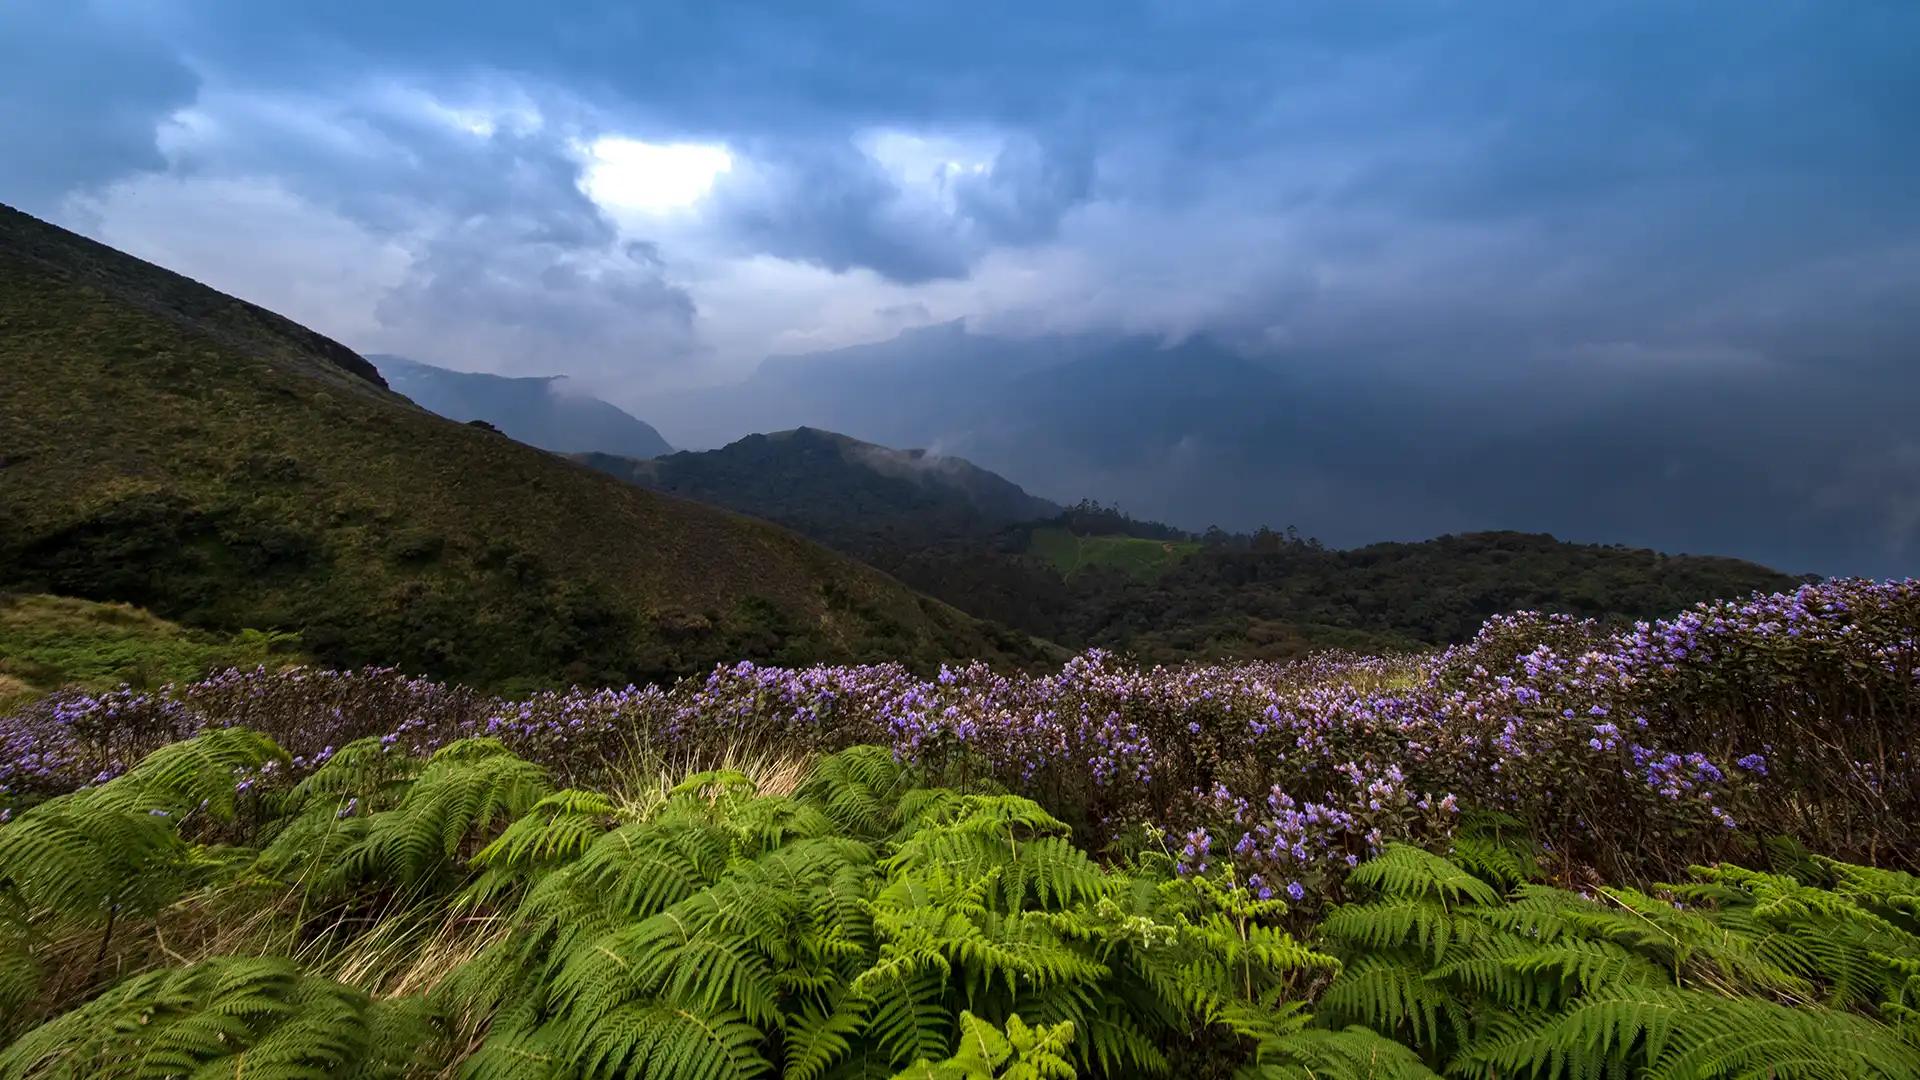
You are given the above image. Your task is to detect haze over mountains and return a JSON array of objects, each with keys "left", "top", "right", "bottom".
[
  {"left": 634, "top": 321, "right": 1909, "bottom": 579},
  {"left": 570, "top": 425, "right": 1798, "bottom": 663},
  {"left": 374, "top": 355, "right": 673, "bottom": 459},
  {"left": 8, "top": 4, "right": 1914, "bottom": 584}
]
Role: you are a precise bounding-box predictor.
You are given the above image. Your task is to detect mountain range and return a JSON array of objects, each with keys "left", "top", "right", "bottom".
[
  {"left": 373, "top": 355, "right": 673, "bottom": 460},
  {"left": 573, "top": 431, "right": 1801, "bottom": 662},
  {"left": 636, "top": 320, "right": 1905, "bottom": 578},
  {"left": 0, "top": 203, "right": 1040, "bottom": 688}
]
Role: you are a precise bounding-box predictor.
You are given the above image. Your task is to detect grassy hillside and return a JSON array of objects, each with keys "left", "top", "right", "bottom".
[
  {"left": 0, "top": 204, "right": 1040, "bottom": 688},
  {"left": 1026, "top": 525, "right": 1200, "bottom": 578},
  {"left": 575, "top": 416, "right": 1800, "bottom": 664},
  {"left": 0, "top": 594, "right": 299, "bottom": 707}
]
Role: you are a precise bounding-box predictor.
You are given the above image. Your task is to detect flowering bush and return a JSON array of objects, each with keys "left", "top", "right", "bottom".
[{"left": 3, "top": 579, "right": 1914, "bottom": 878}]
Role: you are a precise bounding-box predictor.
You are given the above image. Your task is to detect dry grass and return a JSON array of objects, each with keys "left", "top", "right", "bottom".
[
  {"left": 303, "top": 905, "right": 508, "bottom": 1001},
  {"left": 607, "top": 732, "right": 815, "bottom": 819},
  {"left": 0, "top": 673, "right": 33, "bottom": 712}
]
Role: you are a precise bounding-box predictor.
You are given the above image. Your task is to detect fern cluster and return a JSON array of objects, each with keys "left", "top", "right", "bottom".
[
  {"left": 4, "top": 731, "right": 1918, "bottom": 1079},
  {"left": 0, "top": 729, "right": 285, "bottom": 1023},
  {"left": 1314, "top": 839, "right": 1920, "bottom": 1077},
  {"left": 445, "top": 745, "right": 1352, "bottom": 1078}
]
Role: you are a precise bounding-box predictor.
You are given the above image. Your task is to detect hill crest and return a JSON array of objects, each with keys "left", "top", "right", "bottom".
[{"left": 577, "top": 426, "right": 1060, "bottom": 554}]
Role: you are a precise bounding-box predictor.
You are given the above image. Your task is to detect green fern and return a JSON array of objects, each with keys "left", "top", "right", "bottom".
[
  {"left": 15, "top": 736, "right": 1912, "bottom": 1080},
  {"left": 0, "top": 956, "right": 436, "bottom": 1079},
  {"left": 262, "top": 738, "right": 550, "bottom": 899},
  {"left": 464, "top": 789, "right": 621, "bottom": 905},
  {"left": 1346, "top": 844, "right": 1499, "bottom": 909},
  {"left": 798, "top": 746, "right": 914, "bottom": 839},
  {"left": 1241, "top": 1022, "right": 1442, "bottom": 1079},
  {"left": 1454, "top": 985, "right": 1920, "bottom": 1079},
  {"left": 890, "top": 1012, "right": 1077, "bottom": 1080},
  {"left": 1315, "top": 847, "right": 1920, "bottom": 1077},
  {"left": 0, "top": 727, "right": 285, "bottom": 925}
]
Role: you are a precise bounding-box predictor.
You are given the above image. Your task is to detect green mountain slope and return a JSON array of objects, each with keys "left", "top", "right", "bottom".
[
  {"left": 0, "top": 204, "right": 1040, "bottom": 688},
  {"left": 577, "top": 426, "right": 1060, "bottom": 555}
]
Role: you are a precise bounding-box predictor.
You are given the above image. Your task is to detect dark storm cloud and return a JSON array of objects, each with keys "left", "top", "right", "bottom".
[
  {"left": 711, "top": 140, "right": 974, "bottom": 283},
  {"left": 952, "top": 136, "right": 1097, "bottom": 246},
  {"left": 0, "top": 3, "right": 198, "bottom": 210}
]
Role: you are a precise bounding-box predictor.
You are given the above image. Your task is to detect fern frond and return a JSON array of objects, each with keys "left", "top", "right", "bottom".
[
  {"left": 464, "top": 789, "right": 619, "bottom": 905},
  {"left": 0, "top": 956, "right": 438, "bottom": 1079},
  {"left": 1449, "top": 833, "right": 1540, "bottom": 892},
  {"left": 1316, "top": 956, "right": 1463, "bottom": 1050},
  {"left": 335, "top": 744, "right": 550, "bottom": 895},
  {"left": 1346, "top": 846, "right": 1498, "bottom": 909},
  {"left": 891, "top": 1012, "right": 1076, "bottom": 1080},
  {"left": 91, "top": 727, "right": 287, "bottom": 820},
  {"left": 785, "top": 995, "right": 869, "bottom": 1080},
  {"left": 1455, "top": 985, "right": 1920, "bottom": 1080},
  {"left": 278, "top": 736, "right": 421, "bottom": 822},
  {"left": 856, "top": 969, "right": 952, "bottom": 1067},
  {"left": 801, "top": 746, "right": 913, "bottom": 839},
  {"left": 0, "top": 790, "right": 186, "bottom": 921},
  {"left": 1321, "top": 899, "right": 1465, "bottom": 961},
  {"left": 561, "top": 1000, "right": 770, "bottom": 1080},
  {"left": 1241, "top": 1024, "right": 1442, "bottom": 1079}
]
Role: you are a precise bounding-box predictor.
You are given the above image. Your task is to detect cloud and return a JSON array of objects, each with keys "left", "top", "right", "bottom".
[
  {"left": 374, "top": 219, "right": 697, "bottom": 382},
  {"left": 66, "top": 174, "right": 411, "bottom": 346},
  {"left": 952, "top": 134, "right": 1096, "bottom": 245},
  {"left": 0, "top": 2, "right": 199, "bottom": 211},
  {"left": 50, "top": 70, "right": 703, "bottom": 385},
  {"left": 709, "top": 140, "right": 973, "bottom": 283}
]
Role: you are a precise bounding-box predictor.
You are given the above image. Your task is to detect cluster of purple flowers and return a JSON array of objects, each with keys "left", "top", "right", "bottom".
[{"left": 3, "top": 579, "right": 1914, "bottom": 878}]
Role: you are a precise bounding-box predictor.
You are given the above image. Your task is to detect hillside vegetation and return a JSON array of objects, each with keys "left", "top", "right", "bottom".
[
  {"left": 1, "top": 579, "right": 1915, "bottom": 1077},
  {"left": 0, "top": 594, "right": 299, "bottom": 708},
  {"left": 0, "top": 204, "right": 1039, "bottom": 689},
  {"left": 580, "top": 433, "right": 1800, "bottom": 665},
  {"left": 1018, "top": 527, "right": 1806, "bottom": 662},
  {"left": 578, "top": 427, "right": 1059, "bottom": 557}
]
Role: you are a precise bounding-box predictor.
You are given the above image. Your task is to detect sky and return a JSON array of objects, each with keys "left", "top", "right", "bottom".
[{"left": 5, "top": 2, "right": 1919, "bottom": 573}]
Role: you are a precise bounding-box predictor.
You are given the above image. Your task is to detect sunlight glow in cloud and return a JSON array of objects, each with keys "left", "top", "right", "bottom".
[
  {"left": 579, "top": 136, "right": 733, "bottom": 213},
  {"left": 859, "top": 128, "right": 994, "bottom": 206}
]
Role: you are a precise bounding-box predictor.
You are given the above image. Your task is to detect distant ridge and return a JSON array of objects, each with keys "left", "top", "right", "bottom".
[
  {"left": 0, "top": 203, "right": 1043, "bottom": 687},
  {"left": 578, "top": 426, "right": 1061, "bottom": 553},
  {"left": 374, "top": 355, "right": 673, "bottom": 460}
]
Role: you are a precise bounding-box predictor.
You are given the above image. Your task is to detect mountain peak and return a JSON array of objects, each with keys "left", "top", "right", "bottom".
[
  {"left": 578, "top": 427, "right": 1061, "bottom": 555},
  {"left": 372, "top": 355, "right": 674, "bottom": 460}
]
